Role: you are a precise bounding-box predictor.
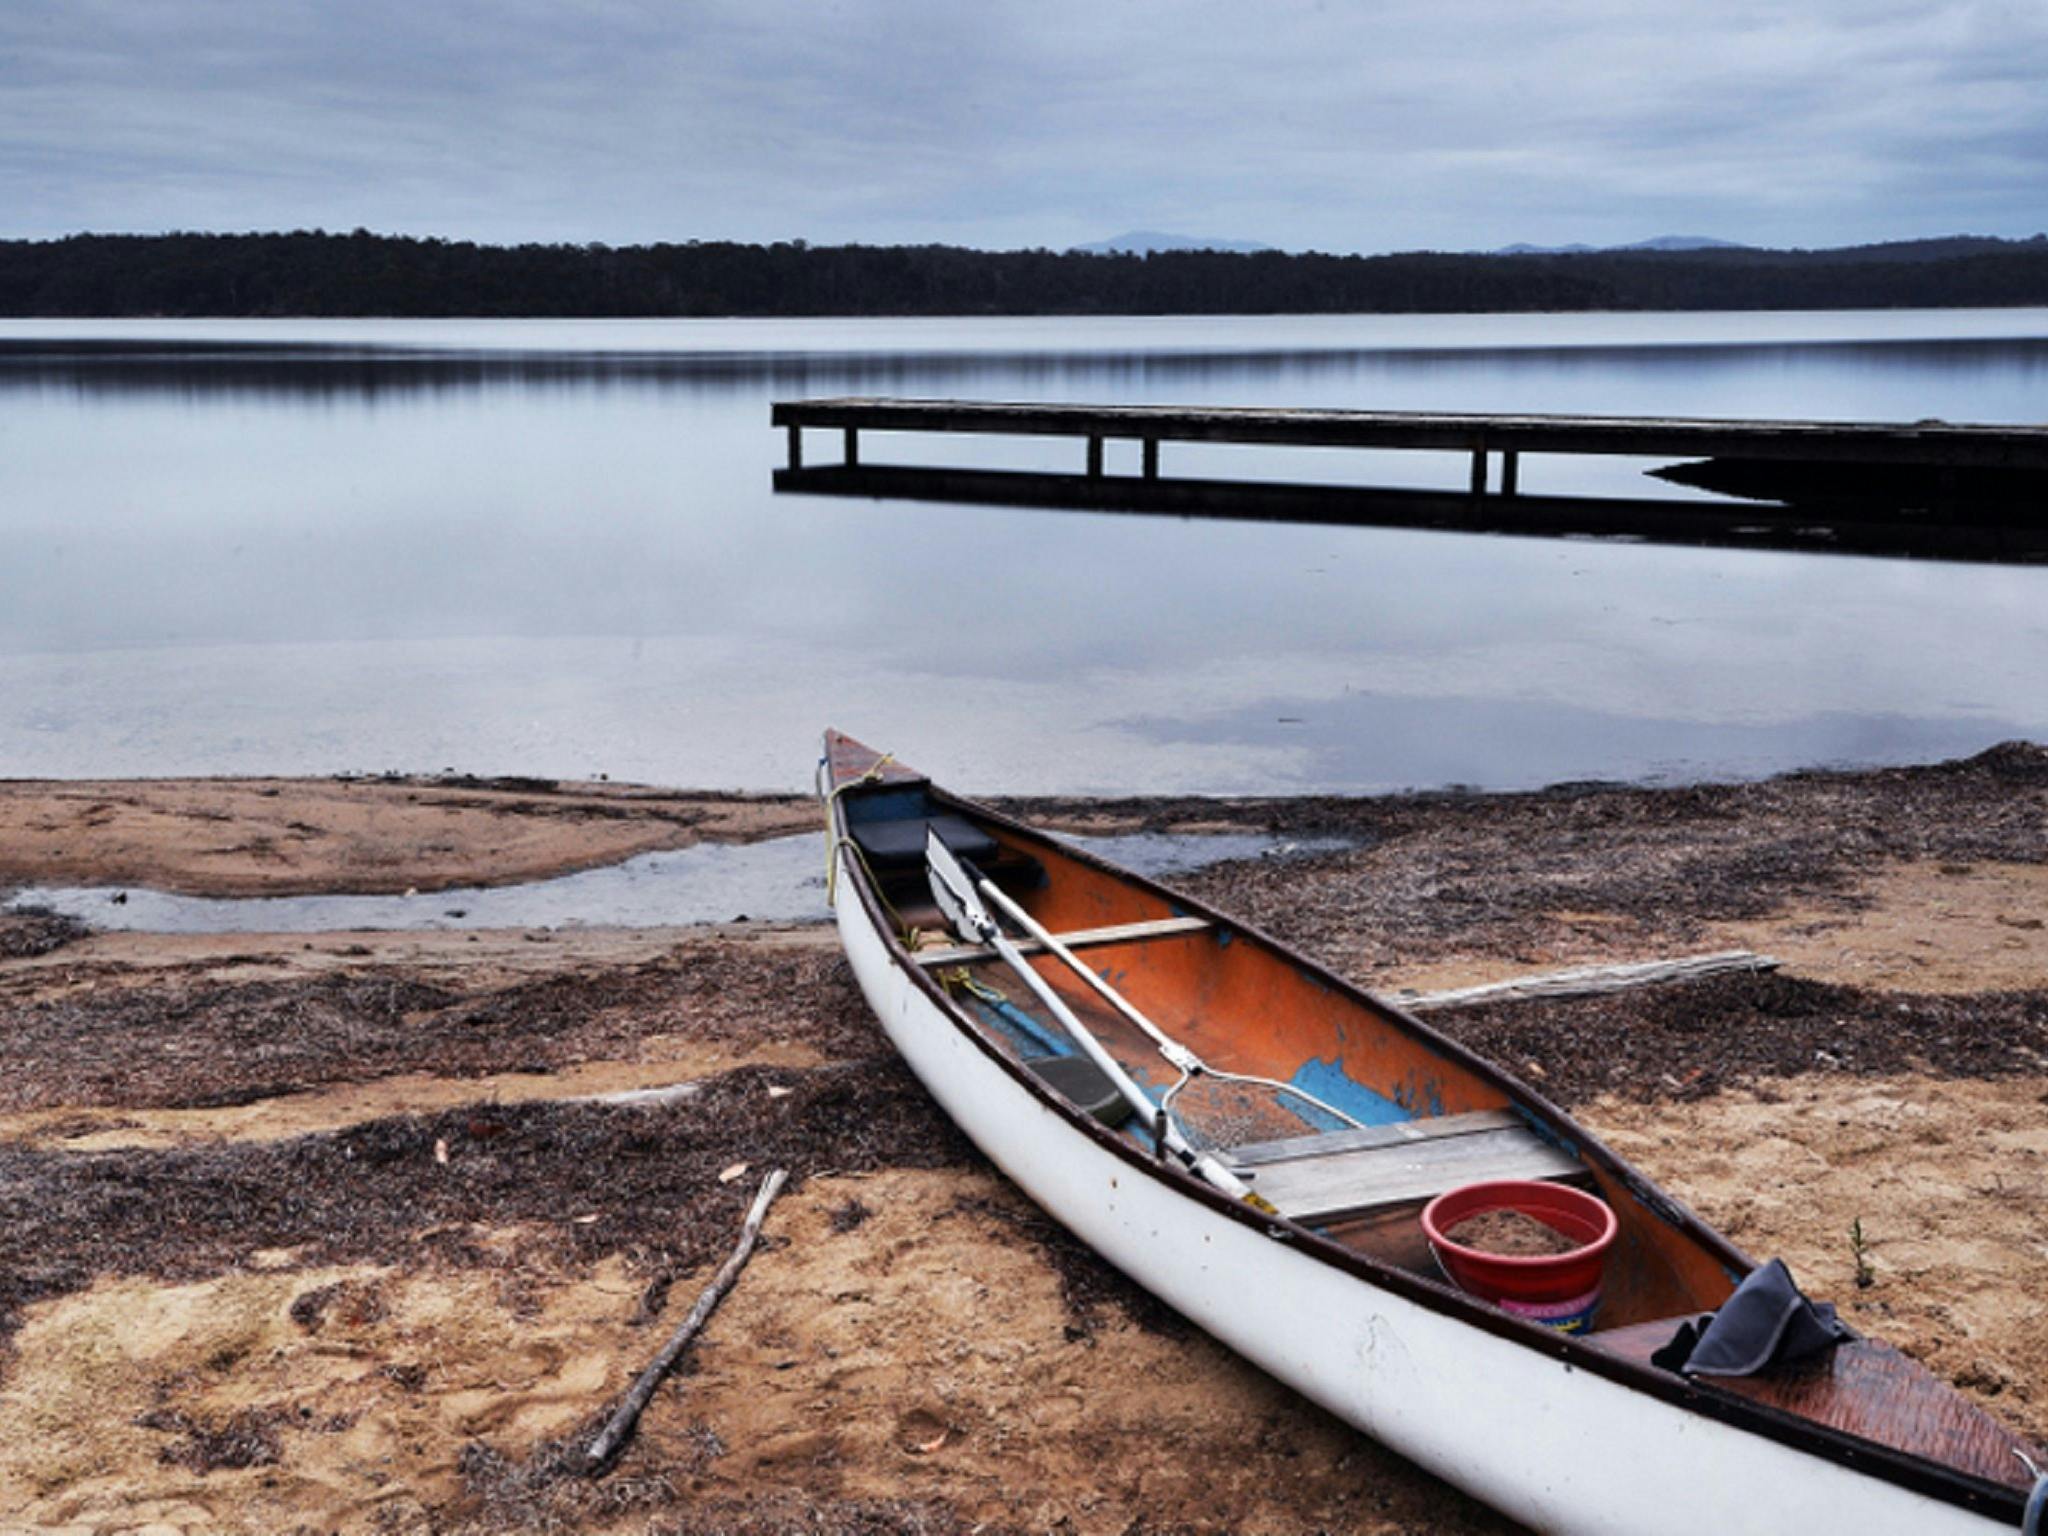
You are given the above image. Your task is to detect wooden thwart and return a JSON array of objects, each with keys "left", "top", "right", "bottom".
[{"left": 912, "top": 913, "right": 1210, "bottom": 968}]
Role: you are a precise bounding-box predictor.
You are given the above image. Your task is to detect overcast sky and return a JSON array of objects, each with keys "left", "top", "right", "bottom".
[{"left": 5, "top": 0, "right": 2046, "bottom": 253}]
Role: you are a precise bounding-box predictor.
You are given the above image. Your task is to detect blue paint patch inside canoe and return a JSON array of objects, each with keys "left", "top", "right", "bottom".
[
  {"left": 1121, "top": 1063, "right": 1168, "bottom": 1102},
  {"left": 1515, "top": 1106, "right": 1580, "bottom": 1159},
  {"left": 1287, "top": 1057, "right": 1411, "bottom": 1130},
  {"left": 968, "top": 995, "right": 1073, "bottom": 1061},
  {"left": 1393, "top": 1073, "right": 1447, "bottom": 1118}
]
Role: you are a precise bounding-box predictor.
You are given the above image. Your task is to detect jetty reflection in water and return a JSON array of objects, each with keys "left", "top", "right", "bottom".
[{"left": 774, "top": 463, "right": 2048, "bottom": 566}]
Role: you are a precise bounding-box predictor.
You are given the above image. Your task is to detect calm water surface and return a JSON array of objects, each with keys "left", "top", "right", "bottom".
[
  {"left": 5, "top": 829, "right": 1343, "bottom": 933},
  {"left": 3, "top": 311, "right": 2045, "bottom": 794}
]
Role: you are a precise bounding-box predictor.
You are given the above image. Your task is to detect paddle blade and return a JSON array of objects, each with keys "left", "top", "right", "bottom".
[{"left": 927, "top": 825, "right": 995, "bottom": 942}]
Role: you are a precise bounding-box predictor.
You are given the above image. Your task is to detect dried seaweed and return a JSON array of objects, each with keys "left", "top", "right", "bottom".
[
  {"left": 1036, "top": 741, "right": 2048, "bottom": 974},
  {"left": 0, "top": 941, "right": 884, "bottom": 1114},
  {"left": 135, "top": 1405, "right": 284, "bottom": 1473},
  {"left": 0, "top": 1059, "right": 975, "bottom": 1347},
  {"left": 0, "top": 907, "right": 88, "bottom": 960},
  {"left": 1433, "top": 973, "right": 2048, "bottom": 1107},
  {"left": 827, "top": 1197, "right": 873, "bottom": 1233},
  {"left": 641, "top": 1500, "right": 975, "bottom": 1536},
  {"left": 455, "top": 1418, "right": 965, "bottom": 1536},
  {"left": 450, "top": 1429, "right": 976, "bottom": 1536}
]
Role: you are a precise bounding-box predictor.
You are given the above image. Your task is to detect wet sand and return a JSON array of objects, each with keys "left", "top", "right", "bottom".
[
  {"left": 1, "top": 749, "right": 2043, "bottom": 1534},
  {"left": 0, "top": 776, "right": 816, "bottom": 898}
]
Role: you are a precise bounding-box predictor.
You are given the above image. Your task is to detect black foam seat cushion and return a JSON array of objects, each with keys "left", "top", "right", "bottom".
[
  {"left": 850, "top": 813, "right": 999, "bottom": 871},
  {"left": 1029, "top": 1054, "right": 1134, "bottom": 1128}
]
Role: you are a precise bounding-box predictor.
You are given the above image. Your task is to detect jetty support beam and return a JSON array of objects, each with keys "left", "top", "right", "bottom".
[{"left": 769, "top": 398, "right": 2048, "bottom": 512}]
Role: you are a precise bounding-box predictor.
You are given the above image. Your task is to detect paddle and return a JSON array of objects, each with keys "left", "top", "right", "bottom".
[
  {"left": 926, "top": 827, "right": 1277, "bottom": 1213},
  {"left": 968, "top": 874, "right": 1367, "bottom": 1133}
]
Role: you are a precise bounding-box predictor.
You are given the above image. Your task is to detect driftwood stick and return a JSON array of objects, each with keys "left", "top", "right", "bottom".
[
  {"left": 576, "top": 1080, "right": 703, "bottom": 1108},
  {"left": 1395, "top": 950, "right": 1778, "bottom": 1013},
  {"left": 584, "top": 1166, "right": 788, "bottom": 1472}
]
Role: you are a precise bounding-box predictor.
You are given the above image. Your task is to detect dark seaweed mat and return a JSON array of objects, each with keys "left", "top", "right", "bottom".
[
  {"left": 457, "top": 1417, "right": 979, "bottom": 1533},
  {"left": 635, "top": 1500, "right": 974, "bottom": 1536},
  {"left": 135, "top": 1405, "right": 284, "bottom": 1472},
  {"left": 0, "top": 941, "right": 882, "bottom": 1114},
  {"left": 457, "top": 1424, "right": 973, "bottom": 1536},
  {"left": 1432, "top": 972, "right": 2048, "bottom": 1108},
  {"left": 1007, "top": 741, "right": 2048, "bottom": 848},
  {"left": 0, "top": 1059, "right": 975, "bottom": 1349},
  {"left": 0, "top": 907, "right": 87, "bottom": 960},
  {"left": 1020, "top": 741, "right": 2048, "bottom": 971}
]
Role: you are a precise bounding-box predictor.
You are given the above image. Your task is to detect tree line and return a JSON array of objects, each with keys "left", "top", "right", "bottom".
[{"left": 3, "top": 229, "right": 2046, "bottom": 317}]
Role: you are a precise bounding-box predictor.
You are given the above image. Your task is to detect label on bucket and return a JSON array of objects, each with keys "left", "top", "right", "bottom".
[{"left": 1499, "top": 1286, "right": 1602, "bottom": 1334}]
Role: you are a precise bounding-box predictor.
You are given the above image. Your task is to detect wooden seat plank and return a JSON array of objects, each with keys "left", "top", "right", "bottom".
[
  {"left": 1226, "top": 1108, "right": 1523, "bottom": 1168},
  {"left": 1237, "top": 1125, "right": 1585, "bottom": 1223}
]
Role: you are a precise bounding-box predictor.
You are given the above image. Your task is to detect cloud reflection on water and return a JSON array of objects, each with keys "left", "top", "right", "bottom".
[{"left": 1, "top": 313, "right": 2045, "bottom": 793}]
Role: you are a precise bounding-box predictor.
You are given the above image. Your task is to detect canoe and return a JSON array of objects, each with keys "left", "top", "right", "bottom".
[{"left": 820, "top": 731, "right": 2045, "bottom": 1534}]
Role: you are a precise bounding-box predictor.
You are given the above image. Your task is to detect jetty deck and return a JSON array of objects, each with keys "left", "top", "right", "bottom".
[{"left": 771, "top": 397, "right": 2048, "bottom": 496}]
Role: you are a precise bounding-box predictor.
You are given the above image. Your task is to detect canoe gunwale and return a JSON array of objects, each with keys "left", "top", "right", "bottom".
[{"left": 826, "top": 762, "right": 2032, "bottom": 1523}]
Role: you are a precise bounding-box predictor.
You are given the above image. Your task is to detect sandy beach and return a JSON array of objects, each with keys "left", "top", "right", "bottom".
[{"left": 1, "top": 748, "right": 2043, "bottom": 1534}]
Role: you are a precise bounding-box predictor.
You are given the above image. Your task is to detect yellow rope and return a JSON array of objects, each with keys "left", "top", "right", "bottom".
[
  {"left": 819, "top": 750, "right": 896, "bottom": 908},
  {"left": 938, "top": 967, "right": 1009, "bottom": 1005},
  {"left": 829, "top": 833, "right": 922, "bottom": 946}
]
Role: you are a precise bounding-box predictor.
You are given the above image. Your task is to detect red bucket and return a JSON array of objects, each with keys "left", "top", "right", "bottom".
[{"left": 1421, "top": 1180, "right": 1617, "bottom": 1333}]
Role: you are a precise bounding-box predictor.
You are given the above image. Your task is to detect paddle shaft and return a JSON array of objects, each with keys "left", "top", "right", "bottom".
[
  {"left": 922, "top": 825, "right": 1263, "bottom": 1206},
  {"left": 975, "top": 878, "right": 1367, "bottom": 1132},
  {"left": 973, "top": 900, "right": 1261, "bottom": 1204}
]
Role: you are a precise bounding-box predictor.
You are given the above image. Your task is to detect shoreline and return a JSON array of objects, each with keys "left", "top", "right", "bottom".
[
  {"left": 6, "top": 739, "right": 2045, "bottom": 898},
  {"left": 1, "top": 746, "right": 2042, "bottom": 1533}
]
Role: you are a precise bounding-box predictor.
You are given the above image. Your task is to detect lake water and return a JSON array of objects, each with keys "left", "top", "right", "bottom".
[
  {"left": 4, "top": 829, "right": 1345, "bottom": 934},
  {"left": 3, "top": 311, "right": 2046, "bottom": 795}
]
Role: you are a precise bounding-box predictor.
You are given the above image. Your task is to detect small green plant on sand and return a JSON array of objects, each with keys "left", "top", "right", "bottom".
[{"left": 1850, "top": 1217, "right": 1875, "bottom": 1289}]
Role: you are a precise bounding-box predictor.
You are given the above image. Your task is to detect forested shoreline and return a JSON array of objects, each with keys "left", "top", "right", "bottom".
[{"left": 4, "top": 229, "right": 2047, "bottom": 317}]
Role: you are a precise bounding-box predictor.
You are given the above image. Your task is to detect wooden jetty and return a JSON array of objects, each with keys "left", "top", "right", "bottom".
[{"left": 771, "top": 398, "right": 2048, "bottom": 502}]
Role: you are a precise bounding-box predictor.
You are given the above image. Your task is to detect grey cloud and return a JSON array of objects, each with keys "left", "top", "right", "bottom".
[{"left": 3, "top": 0, "right": 2045, "bottom": 251}]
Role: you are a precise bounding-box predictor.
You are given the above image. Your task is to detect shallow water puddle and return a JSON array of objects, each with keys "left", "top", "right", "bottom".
[{"left": 4, "top": 830, "right": 1346, "bottom": 935}]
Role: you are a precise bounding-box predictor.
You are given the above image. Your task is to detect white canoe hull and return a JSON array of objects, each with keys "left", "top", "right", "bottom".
[{"left": 838, "top": 890, "right": 2006, "bottom": 1535}]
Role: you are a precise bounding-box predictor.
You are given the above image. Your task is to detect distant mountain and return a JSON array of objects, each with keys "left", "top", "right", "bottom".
[
  {"left": 1619, "top": 235, "right": 1751, "bottom": 252},
  {"left": 1497, "top": 235, "right": 1751, "bottom": 255},
  {"left": 1073, "top": 230, "right": 1275, "bottom": 255}
]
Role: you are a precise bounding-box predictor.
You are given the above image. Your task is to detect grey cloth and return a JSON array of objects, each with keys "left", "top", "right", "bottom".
[{"left": 1665, "top": 1258, "right": 1853, "bottom": 1378}]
